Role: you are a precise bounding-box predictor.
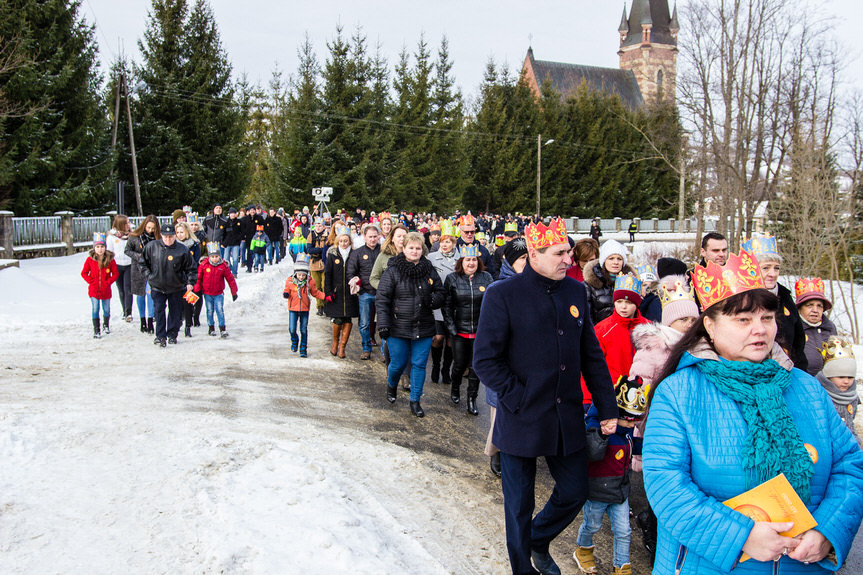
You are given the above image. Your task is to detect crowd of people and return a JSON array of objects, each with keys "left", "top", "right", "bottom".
[{"left": 81, "top": 204, "right": 862, "bottom": 574}]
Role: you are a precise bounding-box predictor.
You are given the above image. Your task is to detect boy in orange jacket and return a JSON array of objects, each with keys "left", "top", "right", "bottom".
[{"left": 283, "top": 253, "right": 325, "bottom": 357}]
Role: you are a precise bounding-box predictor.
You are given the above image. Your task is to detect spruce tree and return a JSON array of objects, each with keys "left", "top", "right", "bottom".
[
  {"left": 429, "top": 36, "right": 467, "bottom": 213},
  {"left": 0, "top": 0, "right": 111, "bottom": 215}
]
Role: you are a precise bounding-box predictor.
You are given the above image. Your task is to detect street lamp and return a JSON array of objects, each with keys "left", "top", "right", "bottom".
[{"left": 536, "top": 135, "right": 554, "bottom": 219}]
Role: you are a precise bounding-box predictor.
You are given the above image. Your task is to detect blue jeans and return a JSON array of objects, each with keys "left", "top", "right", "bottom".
[
  {"left": 136, "top": 281, "right": 154, "bottom": 318},
  {"left": 90, "top": 297, "right": 110, "bottom": 319},
  {"left": 224, "top": 245, "right": 241, "bottom": 276},
  {"left": 204, "top": 294, "right": 225, "bottom": 327},
  {"left": 266, "top": 241, "right": 280, "bottom": 264},
  {"left": 386, "top": 336, "right": 433, "bottom": 402},
  {"left": 253, "top": 252, "right": 265, "bottom": 270},
  {"left": 576, "top": 498, "right": 632, "bottom": 568},
  {"left": 288, "top": 311, "right": 309, "bottom": 352},
  {"left": 358, "top": 293, "right": 376, "bottom": 352}
]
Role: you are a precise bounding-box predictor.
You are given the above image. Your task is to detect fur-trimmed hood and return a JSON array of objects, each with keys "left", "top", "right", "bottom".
[
  {"left": 582, "top": 258, "right": 637, "bottom": 289},
  {"left": 89, "top": 248, "right": 115, "bottom": 267},
  {"left": 631, "top": 321, "right": 683, "bottom": 351}
]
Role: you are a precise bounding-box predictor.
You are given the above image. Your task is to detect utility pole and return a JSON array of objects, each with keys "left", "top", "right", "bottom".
[{"left": 121, "top": 74, "right": 143, "bottom": 217}]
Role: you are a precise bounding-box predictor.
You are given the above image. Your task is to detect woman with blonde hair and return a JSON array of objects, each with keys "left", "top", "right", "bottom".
[{"left": 325, "top": 228, "right": 359, "bottom": 357}]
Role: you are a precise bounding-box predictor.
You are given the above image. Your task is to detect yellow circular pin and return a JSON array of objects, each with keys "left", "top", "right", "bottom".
[
  {"left": 363, "top": 254, "right": 368, "bottom": 260},
  {"left": 334, "top": 259, "right": 340, "bottom": 264},
  {"left": 804, "top": 443, "right": 818, "bottom": 464},
  {"left": 167, "top": 255, "right": 173, "bottom": 261},
  {"left": 570, "top": 305, "right": 579, "bottom": 318},
  {"left": 615, "top": 449, "right": 624, "bottom": 460},
  {"left": 428, "top": 278, "right": 434, "bottom": 285},
  {"left": 479, "top": 286, "right": 486, "bottom": 292}
]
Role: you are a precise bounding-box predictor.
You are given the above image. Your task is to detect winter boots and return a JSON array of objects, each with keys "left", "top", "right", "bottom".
[
  {"left": 92, "top": 318, "right": 101, "bottom": 339},
  {"left": 147, "top": 318, "right": 154, "bottom": 334},
  {"left": 102, "top": 317, "right": 110, "bottom": 335},
  {"left": 140, "top": 318, "right": 148, "bottom": 333},
  {"left": 450, "top": 373, "right": 461, "bottom": 404},
  {"left": 430, "top": 345, "right": 442, "bottom": 383},
  {"left": 441, "top": 345, "right": 453, "bottom": 385},
  {"left": 612, "top": 565, "right": 632, "bottom": 575},
  {"left": 208, "top": 325, "right": 217, "bottom": 336},
  {"left": 386, "top": 385, "right": 397, "bottom": 404},
  {"left": 330, "top": 324, "right": 342, "bottom": 356},
  {"left": 466, "top": 374, "right": 480, "bottom": 416},
  {"left": 410, "top": 401, "right": 425, "bottom": 418},
  {"left": 219, "top": 326, "right": 228, "bottom": 339},
  {"left": 636, "top": 508, "right": 657, "bottom": 566},
  {"left": 184, "top": 323, "right": 193, "bottom": 338},
  {"left": 337, "top": 323, "right": 352, "bottom": 358},
  {"left": 573, "top": 545, "right": 597, "bottom": 574}
]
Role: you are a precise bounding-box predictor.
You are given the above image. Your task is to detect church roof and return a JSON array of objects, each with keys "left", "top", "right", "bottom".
[
  {"left": 527, "top": 49, "right": 644, "bottom": 109},
  {"left": 621, "top": 0, "right": 678, "bottom": 48}
]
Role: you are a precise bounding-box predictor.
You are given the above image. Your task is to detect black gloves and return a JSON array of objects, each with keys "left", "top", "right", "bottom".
[
  {"left": 377, "top": 327, "right": 390, "bottom": 340},
  {"left": 232, "top": 293, "right": 238, "bottom": 301}
]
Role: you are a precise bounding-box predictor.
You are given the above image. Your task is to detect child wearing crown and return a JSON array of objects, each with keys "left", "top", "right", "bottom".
[
  {"left": 283, "top": 253, "right": 325, "bottom": 358},
  {"left": 816, "top": 337, "right": 860, "bottom": 444},
  {"left": 594, "top": 274, "right": 650, "bottom": 388},
  {"left": 573, "top": 376, "right": 646, "bottom": 575},
  {"left": 250, "top": 225, "right": 269, "bottom": 273},
  {"left": 81, "top": 232, "right": 118, "bottom": 339}
]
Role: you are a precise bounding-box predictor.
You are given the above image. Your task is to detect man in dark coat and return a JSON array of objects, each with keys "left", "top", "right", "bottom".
[
  {"left": 240, "top": 206, "right": 261, "bottom": 273},
  {"left": 346, "top": 224, "right": 381, "bottom": 360},
  {"left": 474, "top": 217, "right": 617, "bottom": 575},
  {"left": 456, "top": 214, "right": 496, "bottom": 277},
  {"left": 203, "top": 204, "right": 227, "bottom": 247},
  {"left": 141, "top": 223, "right": 198, "bottom": 347}
]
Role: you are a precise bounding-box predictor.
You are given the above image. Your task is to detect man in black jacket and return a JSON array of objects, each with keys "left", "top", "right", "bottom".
[
  {"left": 141, "top": 223, "right": 198, "bottom": 347},
  {"left": 222, "top": 208, "right": 243, "bottom": 275},
  {"left": 473, "top": 217, "right": 617, "bottom": 575},
  {"left": 203, "top": 204, "right": 227, "bottom": 248},
  {"left": 240, "top": 205, "right": 260, "bottom": 273},
  {"left": 264, "top": 208, "right": 284, "bottom": 265},
  {"left": 347, "top": 223, "right": 381, "bottom": 359}
]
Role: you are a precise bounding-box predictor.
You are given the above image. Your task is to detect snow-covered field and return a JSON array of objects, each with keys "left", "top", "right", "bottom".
[{"left": 0, "top": 253, "right": 508, "bottom": 574}]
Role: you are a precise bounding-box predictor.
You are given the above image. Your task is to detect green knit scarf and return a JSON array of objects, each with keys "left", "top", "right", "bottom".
[{"left": 696, "top": 358, "right": 813, "bottom": 503}]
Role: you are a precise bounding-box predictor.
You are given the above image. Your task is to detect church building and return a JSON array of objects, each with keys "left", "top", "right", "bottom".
[{"left": 522, "top": 1, "right": 679, "bottom": 108}]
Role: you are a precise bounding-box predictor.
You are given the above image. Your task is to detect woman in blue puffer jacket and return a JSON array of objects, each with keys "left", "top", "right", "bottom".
[{"left": 643, "top": 255, "right": 863, "bottom": 575}]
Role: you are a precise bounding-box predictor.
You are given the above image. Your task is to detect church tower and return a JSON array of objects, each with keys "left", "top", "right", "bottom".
[{"left": 617, "top": 0, "right": 679, "bottom": 103}]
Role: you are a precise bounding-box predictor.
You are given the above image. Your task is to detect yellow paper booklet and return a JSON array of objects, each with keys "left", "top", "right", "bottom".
[{"left": 723, "top": 473, "right": 817, "bottom": 562}]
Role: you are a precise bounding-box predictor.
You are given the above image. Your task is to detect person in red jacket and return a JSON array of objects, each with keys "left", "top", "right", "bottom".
[
  {"left": 594, "top": 274, "right": 650, "bottom": 387},
  {"left": 193, "top": 242, "right": 239, "bottom": 338},
  {"left": 81, "top": 232, "right": 118, "bottom": 339}
]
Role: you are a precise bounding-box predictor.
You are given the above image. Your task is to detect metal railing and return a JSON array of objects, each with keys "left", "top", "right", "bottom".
[{"left": 12, "top": 216, "right": 62, "bottom": 246}]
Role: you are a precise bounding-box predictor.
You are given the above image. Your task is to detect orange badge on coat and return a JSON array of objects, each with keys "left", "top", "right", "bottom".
[
  {"left": 615, "top": 449, "right": 624, "bottom": 460},
  {"left": 804, "top": 443, "right": 818, "bottom": 464},
  {"left": 479, "top": 286, "right": 486, "bottom": 292},
  {"left": 570, "top": 305, "right": 579, "bottom": 318}
]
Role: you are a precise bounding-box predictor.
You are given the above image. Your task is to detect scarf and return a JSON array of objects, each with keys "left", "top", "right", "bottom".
[
  {"left": 801, "top": 316, "right": 822, "bottom": 328},
  {"left": 338, "top": 246, "right": 351, "bottom": 261},
  {"left": 293, "top": 274, "right": 308, "bottom": 289},
  {"left": 816, "top": 372, "right": 859, "bottom": 406},
  {"left": 180, "top": 237, "right": 196, "bottom": 249},
  {"left": 696, "top": 358, "right": 813, "bottom": 502}
]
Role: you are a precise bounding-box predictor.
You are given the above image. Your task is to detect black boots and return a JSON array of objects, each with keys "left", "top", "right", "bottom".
[
  {"left": 154, "top": 336, "right": 166, "bottom": 347},
  {"left": 430, "top": 345, "right": 442, "bottom": 383},
  {"left": 466, "top": 375, "right": 480, "bottom": 416},
  {"left": 219, "top": 326, "right": 228, "bottom": 339},
  {"left": 386, "top": 385, "right": 397, "bottom": 404},
  {"left": 208, "top": 325, "right": 217, "bottom": 336},
  {"left": 147, "top": 318, "right": 154, "bottom": 334},
  {"left": 102, "top": 317, "right": 110, "bottom": 334},
  {"left": 441, "top": 346, "right": 453, "bottom": 385},
  {"left": 92, "top": 318, "right": 101, "bottom": 339},
  {"left": 410, "top": 401, "right": 425, "bottom": 418},
  {"left": 490, "top": 452, "right": 502, "bottom": 477},
  {"left": 450, "top": 374, "right": 461, "bottom": 404},
  {"left": 184, "top": 324, "right": 192, "bottom": 337},
  {"left": 140, "top": 318, "right": 147, "bottom": 333},
  {"left": 637, "top": 508, "right": 658, "bottom": 566}
]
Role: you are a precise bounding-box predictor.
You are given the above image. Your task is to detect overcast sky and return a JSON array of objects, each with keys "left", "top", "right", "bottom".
[{"left": 84, "top": 0, "right": 861, "bottom": 99}]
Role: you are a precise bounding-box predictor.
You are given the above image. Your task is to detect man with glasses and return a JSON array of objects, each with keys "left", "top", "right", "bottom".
[{"left": 456, "top": 214, "right": 496, "bottom": 277}]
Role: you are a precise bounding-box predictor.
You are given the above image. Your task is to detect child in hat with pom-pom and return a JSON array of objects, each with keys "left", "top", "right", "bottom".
[
  {"left": 283, "top": 253, "right": 325, "bottom": 357},
  {"left": 81, "top": 232, "right": 118, "bottom": 338}
]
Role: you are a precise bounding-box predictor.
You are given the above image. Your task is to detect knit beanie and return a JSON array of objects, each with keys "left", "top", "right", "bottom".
[
  {"left": 657, "top": 257, "right": 687, "bottom": 278},
  {"left": 823, "top": 357, "right": 858, "bottom": 379},
  {"left": 660, "top": 274, "right": 700, "bottom": 327},
  {"left": 821, "top": 337, "right": 858, "bottom": 379},
  {"left": 172, "top": 209, "right": 186, "bottom": 223},
  {"left": 599, "top": 239, "right": 627, "bottom": 269},
  {"left": 504, "top": 238, "right": 528, "bottom": 266}
]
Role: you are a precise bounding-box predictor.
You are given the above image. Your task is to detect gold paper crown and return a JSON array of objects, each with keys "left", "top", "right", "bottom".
[
  {"left": 504, "top": 222, "right": 518, "bottom": 233},
  {"left": 821, "top": 337, "right": 855, "bottom": 363},
  {"left": 614, "top": 273, "right": 642, "bottom": 295},
  {"left": 335, "top": 225, "right": 350, "bottom": 236},
  {"left": 691, "top": 250, "right": 765, "bottom": 311},
  {"left": 659, "top": 279, "right": 697, "bottom": 308},
  {"left": 616, "top": 376, "right": 647, "bottom": 419},
  {"left": 795, "top": 277, "right": 826, "bottom": 300},
  {"left": 379, "top": 211, "right": 392, "bottom": 223},
  {"left": 741, "top": 235, "right": 778, "bottom": 257},
  {"left": 525, "top": 218, "right": 568, "bottom": 250}
]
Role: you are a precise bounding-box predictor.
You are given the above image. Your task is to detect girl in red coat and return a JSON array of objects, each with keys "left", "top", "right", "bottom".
[
  {"left": 193, "top": 242, "right": 239, "bottom": 338},
  {"left": 594, "top": 274, "right": 650, "bottom": 387},
  {"left": 81, "top": 232, "right": 118, "bottom": 338}
]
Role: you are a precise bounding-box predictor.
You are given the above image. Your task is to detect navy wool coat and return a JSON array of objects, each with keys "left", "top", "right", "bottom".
[{"left": 473, "top": 261, "right": 617, "bottom": 458}]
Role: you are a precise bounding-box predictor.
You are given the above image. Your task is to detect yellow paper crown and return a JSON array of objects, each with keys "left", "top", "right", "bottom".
[
  {"left": 459, "top": 214, "right": 476, "bottom": 228},
  {"left": 691, "top": 250, "right": 765, "bottom": 311},
  {"left": 525, "top": 218, "right": 568, "bottom": 250},
  {"left": 614, "top": 273, "right": 642, "bottom": 294},
  {"left": 504, "top": 222, "right": 518, "bottom": 233},
  {"left": 378, "top": 211, "right": 392, "bottom": 223},
  {"left": 659, "top": 278, "right": 697, "bottom": 308},
  {"left": 439, "top": 220, "right": 456, "bottom": 237},
  {"left": 741, "top": 235, "right": 779, "bottom": 258},
  {"left": 821, "top": 337, "right": 855, "bottom": 363}
]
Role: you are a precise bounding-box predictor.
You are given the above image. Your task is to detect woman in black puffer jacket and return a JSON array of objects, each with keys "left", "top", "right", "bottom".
[
  {"left": 582, "top": 239, "right": 636, "bottom": 325},
  {"left": 442, "top": 247, "right": 494, "bottom": 415},
  {"left": 376, "top": 232, "right": 445, "bottom": 417}
]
